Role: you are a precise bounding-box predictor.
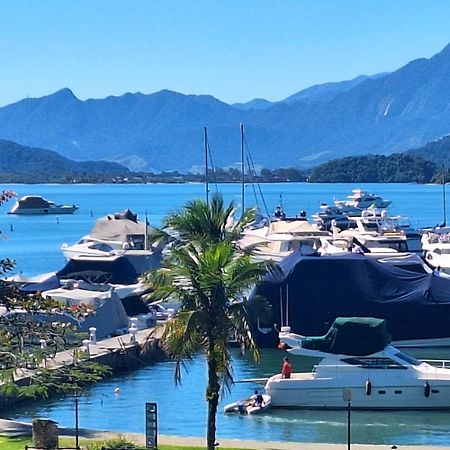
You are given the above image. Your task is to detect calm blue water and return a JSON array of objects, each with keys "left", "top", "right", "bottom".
[{"left": 2, "top": 182, "right": 450, "bottom": 445}]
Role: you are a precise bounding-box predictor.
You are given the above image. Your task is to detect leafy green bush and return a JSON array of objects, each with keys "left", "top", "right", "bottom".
[{"left": 86, "top": 435, "right": 139, "bottom": 450}]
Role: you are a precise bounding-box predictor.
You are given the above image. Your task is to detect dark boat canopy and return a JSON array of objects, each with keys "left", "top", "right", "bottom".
[
  {"left": 301, "top": 317, "right": 392, "bottom": 356},
  {"left": 57, "top": 256, "right": 140, "bottom": 284},
  {"left": 250, "top": 252, "right": 450, "bottom": 346}
]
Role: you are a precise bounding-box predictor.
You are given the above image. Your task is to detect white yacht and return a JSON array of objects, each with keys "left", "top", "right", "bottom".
[
  {"left": 240, "top": 218, "right": 331, "bottom": 262},
  {"left": 264, "top": 318, "right": 450, "bottom": 410},
  {"left": 9, "top": 196, "right": 78, "bottom": 215},
  {"left": 334, "top": 189, "right": 391, "bottom": 214},
  {"left": 421, "top": 227, "right": 450, "bottom": 273},
  {"left": 61, "top": 209, "right": 160, "bottom": 260},
  {"left": 332, "top": 211, "right": 415, "bottom": 253}
]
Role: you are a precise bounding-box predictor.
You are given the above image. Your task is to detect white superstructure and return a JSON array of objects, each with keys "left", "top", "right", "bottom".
[{"left": 265, "top": 327, "right": 450, "bottom": 410}]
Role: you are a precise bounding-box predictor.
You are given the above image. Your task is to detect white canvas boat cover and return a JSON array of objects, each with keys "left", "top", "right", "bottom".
[
  {"left": 42, "top": 286, "right": 129, "bottom": 338},
  {"left": 269, "top": 220, "right": 329, "bottom": 235},
  {"left": 90, "top": 215, "right": 147, "bottom": 242}
]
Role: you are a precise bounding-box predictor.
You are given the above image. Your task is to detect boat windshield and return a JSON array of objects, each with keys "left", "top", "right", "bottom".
[{"left": 394, "top": 351, "right": 421, "bottom": 366}]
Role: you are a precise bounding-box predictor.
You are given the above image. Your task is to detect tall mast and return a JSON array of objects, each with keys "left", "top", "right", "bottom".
[
  {"left": 443, "top": 166, "right": 447, "bottom": 227},
  {"left": 240, "top": 123, "right": 245, "bottom": 215},
  {"left": 204, "top": 126, "right": 209, "bottom": 204}
]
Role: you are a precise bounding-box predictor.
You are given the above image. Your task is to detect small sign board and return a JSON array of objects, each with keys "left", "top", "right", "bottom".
[
  {"left": 145, "top": 402, "right": 158, "bottom": 449},
  {"left": 343, "top": 388, "right": 352, "bottom": 402}
]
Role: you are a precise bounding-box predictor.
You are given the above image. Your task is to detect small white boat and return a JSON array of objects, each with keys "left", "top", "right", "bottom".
[
  {"left": 9, "top": 196, "right": 78, "bottom": 215},
  {"left": 265, "top": 318, "right": 450, "bottom": 410},
  {"left": 224, "top": 394, "right": 272, "bottom": 414}
]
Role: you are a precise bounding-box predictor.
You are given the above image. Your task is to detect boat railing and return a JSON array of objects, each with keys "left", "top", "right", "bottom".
[{"left": 421, "top": 359, "right": 450, "bottom": 369}]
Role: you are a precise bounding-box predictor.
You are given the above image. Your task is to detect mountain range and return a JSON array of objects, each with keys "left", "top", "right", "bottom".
[
  {"left": 1, "top": 44, "right": 450, "bottom": 172},
  {"left": 0, "top": 140, "right": 127, "bottom": 176}
]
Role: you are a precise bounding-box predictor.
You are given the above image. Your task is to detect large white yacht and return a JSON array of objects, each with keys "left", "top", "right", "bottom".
[
  {"left": 331, "top": 210, "right": 422, "bottom": 253},
  {"left": 334, "top": 189, "right": 391, "bottom": 214},
  {"left": 264, "top": 318, "right": 450, "bottom": 410},
  {"left": 239, "top": 217, "right": 331, "bottom": 262},
  {"left": 9, "top": 196, "right": 78, "bottom": 215}
]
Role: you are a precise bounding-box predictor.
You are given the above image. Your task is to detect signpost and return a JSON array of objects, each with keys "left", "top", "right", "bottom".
[
  {"left": 145, "top": 402, "right": 158, "bottom": 449},
  {"left": 343, "top": 389, "right": 352, "bottom": 450}
]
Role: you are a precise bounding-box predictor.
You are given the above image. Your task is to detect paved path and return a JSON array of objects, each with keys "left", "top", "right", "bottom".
[{"left": 1, "top": 419, "right": 450, "bottom": 450}]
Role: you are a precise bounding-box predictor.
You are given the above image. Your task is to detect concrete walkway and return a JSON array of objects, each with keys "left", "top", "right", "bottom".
[
  {"left": 2, "top": 419, "right": 450, "bottom": 450},
  {"left": 51, "top": 429, "right": 450, "bottom": 450}
]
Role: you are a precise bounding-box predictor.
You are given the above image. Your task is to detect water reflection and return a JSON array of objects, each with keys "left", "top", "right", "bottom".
[{"left": 7, "top": 348, "right": 450, "bottom": 445}]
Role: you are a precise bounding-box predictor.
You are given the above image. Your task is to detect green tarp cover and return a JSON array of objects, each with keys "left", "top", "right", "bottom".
[{"left": 301, "top": 317, "right": 392, "bottom": 356}]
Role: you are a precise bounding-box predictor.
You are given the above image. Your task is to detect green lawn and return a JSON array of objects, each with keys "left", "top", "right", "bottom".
[{"left": 0, "top": 436, "right": 242, "bottom": 450}]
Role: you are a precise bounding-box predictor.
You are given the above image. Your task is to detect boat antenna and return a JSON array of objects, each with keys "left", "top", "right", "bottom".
[
  {"left": 240, "top": 123, "right": 245, "bottom": 216},
  {"left": 443, "top": 165, "right": 447, "bottom": 227},
  {"left": 279, "top": 285, "right": 284, "bottom": 328},
  {"left": 204, "top": 127, "right": 209, "bottom": 204}
]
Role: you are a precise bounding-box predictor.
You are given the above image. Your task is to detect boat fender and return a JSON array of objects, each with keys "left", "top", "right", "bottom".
[
  {"left": 424, "top": 382, "right": 431, "bottom": 398},
  {"left": 365, "top": 380, "right": 372, "bottom": 396},
  {"left": 277, "top": 342, "right": 287, "bottom": 350}
]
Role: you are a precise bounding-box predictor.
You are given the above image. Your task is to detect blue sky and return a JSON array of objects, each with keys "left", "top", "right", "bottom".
[{"left": 1, "top": 0, "right": 450, "bottom": 106}]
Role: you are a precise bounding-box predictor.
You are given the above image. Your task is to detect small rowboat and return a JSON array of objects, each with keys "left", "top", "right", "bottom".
[{"left": 224, "top": 394, "right": 272, "bottom": 415}]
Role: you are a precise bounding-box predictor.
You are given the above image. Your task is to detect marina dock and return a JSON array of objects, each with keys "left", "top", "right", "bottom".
[{"left": 0, "top": 325, "right": 165, "bottom": 410}]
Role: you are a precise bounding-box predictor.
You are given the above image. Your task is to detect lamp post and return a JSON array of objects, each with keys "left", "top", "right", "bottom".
[{"left": 343, "top": 388, "right": 352, "bottom": 450}]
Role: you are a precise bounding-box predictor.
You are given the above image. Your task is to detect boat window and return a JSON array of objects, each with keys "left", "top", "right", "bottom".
[
  {"left": 91, "top": 243, "right": 114, "bottom": 252},
  {"left": 394, "top": 351, "right": 420, "bottom": 366},
  {"left": 378, "top": 390, "right": 386, "bottom": 394},
  {"left": 432, "top": 389, "right": 440, "bottom": 394},
  {"left": 342, "top": 357, "right": 406, "bottom": 369},
  {"left": 394, "top": 390, "right": 402, "bottom": 394}
]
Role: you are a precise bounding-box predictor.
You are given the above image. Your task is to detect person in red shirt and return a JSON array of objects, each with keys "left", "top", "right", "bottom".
[{"left": 281, "top": 356, "right": 292, "bottom": 378}]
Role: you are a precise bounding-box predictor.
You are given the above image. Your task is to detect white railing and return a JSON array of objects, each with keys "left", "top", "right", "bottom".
[{"left": 421, "top": 359, "right": 450, "bottom": 369}]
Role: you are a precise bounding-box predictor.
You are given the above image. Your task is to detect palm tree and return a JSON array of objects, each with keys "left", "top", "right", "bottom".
[{"left": 142, "top": 193, "right": 271, "bottom": 450}]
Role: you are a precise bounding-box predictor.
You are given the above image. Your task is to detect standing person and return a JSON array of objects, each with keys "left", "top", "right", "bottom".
[{"left": 281, "top": 356, "right": 292, "bottom": 378}]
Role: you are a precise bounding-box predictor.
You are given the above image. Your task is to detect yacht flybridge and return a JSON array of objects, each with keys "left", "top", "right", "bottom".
[{"left": 265, "top": 318, "right": 450, "bottom": 410}]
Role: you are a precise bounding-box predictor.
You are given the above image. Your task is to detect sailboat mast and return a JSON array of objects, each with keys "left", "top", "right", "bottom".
[
  {"left": 204, "top": 126, "right": 209, "bottom": 204},
  {"left": 240, "top": 123, "right": 245, "bottom": 214},
  {"left": 443, "top": 166, "right": 447, "bottom": 227}
]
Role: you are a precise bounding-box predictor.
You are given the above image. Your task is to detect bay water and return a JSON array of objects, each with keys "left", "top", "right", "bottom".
[{"left": 1, "top": 182, "right": 450, "bottom": 445}]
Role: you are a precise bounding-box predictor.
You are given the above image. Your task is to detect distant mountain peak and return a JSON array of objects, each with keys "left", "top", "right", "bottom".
[{"left": 47, "top": 88, "right": 79, "bottom": 101}]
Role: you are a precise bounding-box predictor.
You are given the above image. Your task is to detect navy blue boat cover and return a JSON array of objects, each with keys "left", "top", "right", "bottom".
[{"left": 250, "top": 253, "right": 450, "bottom": 347}]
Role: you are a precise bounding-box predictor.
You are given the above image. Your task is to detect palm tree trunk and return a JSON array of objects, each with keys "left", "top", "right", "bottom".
[{"left": 206, "top": 341, "right": 220, "bottom": 450}]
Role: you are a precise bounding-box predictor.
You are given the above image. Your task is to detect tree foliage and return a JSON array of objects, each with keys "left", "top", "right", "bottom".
[
  {"left": 142, "top": 193, "right": 272, "bottom": 450},
  {"left": 309, "top": 153, "right": 437, "bottom": 183},
  {"left": 0, "top": 259, "right": 111, "bottom": 402}
]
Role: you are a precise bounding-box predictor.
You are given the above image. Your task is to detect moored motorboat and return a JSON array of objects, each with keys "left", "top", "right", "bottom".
[
  {"left": 265, "top": 318, "right": 450, "bottom": 410},
  {"left": 224, "top": 394, "right": 272, "bottom": 414},
  {"left": 421, "top": 227, "right": 450, "bottom": 274},
  {"left": 334, "top": 189, "right": 391, "bottom": 214},
  {"left": 248, "top": 252, "right": 450, "bottom": 348},
  {"left": 8, "top": 195, "right": 78, "bottom": 215}
]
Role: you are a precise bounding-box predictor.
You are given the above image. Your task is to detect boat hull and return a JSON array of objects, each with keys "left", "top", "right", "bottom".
[
  {"left": 9, "top": 206, "right": 78, "bottom": 215},
  {"left": 265, "top": 377, "right": 450, "bottom": 410}
]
